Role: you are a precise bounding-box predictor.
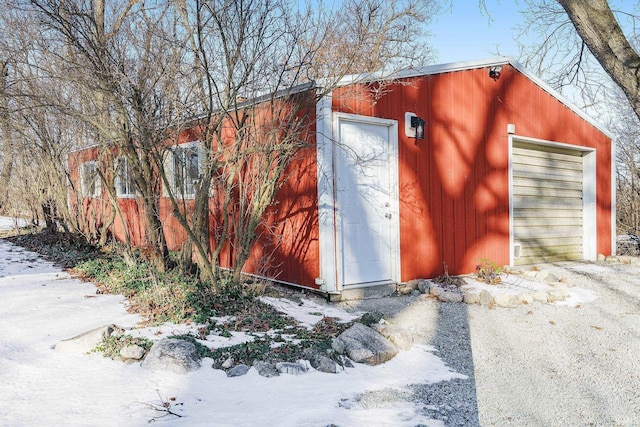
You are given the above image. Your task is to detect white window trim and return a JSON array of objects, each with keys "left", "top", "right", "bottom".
[
  {"left": 115, "top": 156, "right": 138, "bottom": 198},
  {"left": 79, "top": 160, "right": 102, "bottom": 198},
  {"left": 163, "top": 141, "right": 203, "bottom": 199}
]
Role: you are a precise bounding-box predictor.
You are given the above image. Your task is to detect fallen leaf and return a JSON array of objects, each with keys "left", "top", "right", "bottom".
[
  {"left": 575, "top": 304, "right": 581, "bottom": 309},
  {"left": 591, "top": 325, "right": 603, "bottom": 330},
  {"left": 549, "top": 320, "right": 556, "bottom": 325},
  {"left": 527, "top": 310, "right": 533, "bottom": 315}
]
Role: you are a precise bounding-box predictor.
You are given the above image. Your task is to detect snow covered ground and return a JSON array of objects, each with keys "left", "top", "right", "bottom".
[
  {"left": 0, "top": 218, "right": 465, "bottom": 426},
  {"left": 0, "top": 216, "right": 27, "bottom": 231}
]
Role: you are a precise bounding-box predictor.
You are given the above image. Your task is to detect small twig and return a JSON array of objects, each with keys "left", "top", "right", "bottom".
[{"left": 138, "top": 391, "right": 183, "bottom": 423}]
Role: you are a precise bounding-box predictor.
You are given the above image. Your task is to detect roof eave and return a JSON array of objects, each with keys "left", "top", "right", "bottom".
[{"left": 334, "top": 56, "right": 613, "bottom": 139}]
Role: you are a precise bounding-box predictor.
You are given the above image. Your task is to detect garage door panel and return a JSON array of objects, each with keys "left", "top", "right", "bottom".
[
  {"left": 515, "top": 236, "right": 582, "bottom": 246},
  {"left": 513, "top": 178, "right": 583, "bottom": 193},
  {"left": 513, "top": 198, "right": 582, "bottom": 210},
  {"left": 517, "top": 251, "right": 583, "bottom": 264},
  {"left": 513, "top": 208, "right": 583, "bottom": 219},
  {"left": 513, "top": 225, "right": 583, "bottom": 239},
  {"left": 512, "top": 216, "right": 582, "bottom": 227},
  {"left": 513, "top": 187, "right": 582, "bottom": 201},
  {"left": 513, "top": 166, "right": 583, "bottom": 184},
  {"left": 513, "top": 155, "right": 582, "bottom": 172},
  {"left": 512, "top": 142, "right": 584, "bottom": 265},
  {"left": 513, "top": 143, "right": 584, "bottom": 157},
  {"left": 519, "top": 243, "right": 582, "bottom": 255}
]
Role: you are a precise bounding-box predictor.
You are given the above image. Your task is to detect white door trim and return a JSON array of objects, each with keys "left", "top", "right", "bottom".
[
  {"left": 316, "top": 109, "right": 400, "bottom": 293},
  {"left": 316, "top": 94, "right": 338, "bottom": 293},
  {"left": 508, "top": 134, "right": 597, "bottom": 265}
]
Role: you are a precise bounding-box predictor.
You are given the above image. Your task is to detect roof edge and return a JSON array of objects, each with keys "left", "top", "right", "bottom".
[
  {"left": 335, "top": 56, "right": 612, "bottom": 139},
  {"left": 507, "top": 59, "right": 613, "bottom": 138}
]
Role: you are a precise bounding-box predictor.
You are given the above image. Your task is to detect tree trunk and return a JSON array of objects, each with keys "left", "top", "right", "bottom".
[
  {"left": 141, "top": 192, "right": 169, "bottom": 272},
  {"left": 558, "top": 0, "right": 640, "bottom": 120},
  {"left": 0, "top": 61, "right": 13, "bottom": 212}
]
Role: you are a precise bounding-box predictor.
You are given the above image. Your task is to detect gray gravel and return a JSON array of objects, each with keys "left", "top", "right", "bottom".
[
  {"left": 340, "top": 296, "right": 479, "bottom": 426},
  {"left": 406, "top": 302, "right": 478, "bottom": 426},
  {"left": 340, "top": 260, "right": 640, "bottom": 426},
  {"left": 470, "top": 261, "right": 640, "bottom": 426}
]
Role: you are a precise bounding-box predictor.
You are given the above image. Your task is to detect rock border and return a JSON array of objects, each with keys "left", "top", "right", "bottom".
[{"left": 398, "top": 266, "right": 584, "bottom": 308}]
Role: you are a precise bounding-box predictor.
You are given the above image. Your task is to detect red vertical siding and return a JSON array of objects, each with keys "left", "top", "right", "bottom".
[
  {"left": 333, "top": 64, "right": 612, "bottom": 280},
  {"left": 70, "top": 63, "right": 612, "bottom": 288},
  {"left": 68, "top": 98, "right": 321, "bottom": 288}
]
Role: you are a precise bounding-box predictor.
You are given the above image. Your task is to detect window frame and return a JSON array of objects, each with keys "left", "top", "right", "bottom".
[
  {"left": 115, "top": 156, "right": 138, "bottom": 198},
  {"left": 163, "top": 141, "right": 202, "bottom": 199},
  {"left": 79, "top": 160, "right": 102, "bottom": 198}
]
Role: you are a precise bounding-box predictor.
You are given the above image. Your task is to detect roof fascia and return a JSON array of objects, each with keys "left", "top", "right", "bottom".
[{"left": 335, "top": 56, "right": 612, "bottom": 139}]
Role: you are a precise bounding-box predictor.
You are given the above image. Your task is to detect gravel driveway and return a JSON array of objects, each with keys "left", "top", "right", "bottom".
[
  {"left": 469, "top": 261, "right": 640, "bottom": 426},
  {"left": 341, "top": 260, "right": 640, "bottom": 426}
]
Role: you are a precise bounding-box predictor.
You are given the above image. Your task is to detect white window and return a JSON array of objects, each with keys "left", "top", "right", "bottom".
[
  {"left": 79, "top": 160, "right": 102, "bottom": 198},
  {"left": 164, "top": 142, "right": 202, "bottom": 198},
  {"left": 115, "top": 157, "right": 137, "bottom": 197}
]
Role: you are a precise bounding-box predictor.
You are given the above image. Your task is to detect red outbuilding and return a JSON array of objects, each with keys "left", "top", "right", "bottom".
[{"left": 70, "top": 57, "right": 615, "bottom": 298}]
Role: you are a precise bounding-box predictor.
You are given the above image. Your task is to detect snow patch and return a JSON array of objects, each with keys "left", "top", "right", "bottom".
[{"left": 0, "top": 238, "right": 463, "bottom": 425}]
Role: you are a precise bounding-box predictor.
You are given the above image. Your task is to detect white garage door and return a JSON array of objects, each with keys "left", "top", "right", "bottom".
[{"left": 512, "top": 141, "right": 585, "bottom": 264}]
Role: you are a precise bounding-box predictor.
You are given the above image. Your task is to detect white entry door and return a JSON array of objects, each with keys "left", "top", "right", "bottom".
[{"left": 335, "top": 115, "right": 399, "bottom": 287}]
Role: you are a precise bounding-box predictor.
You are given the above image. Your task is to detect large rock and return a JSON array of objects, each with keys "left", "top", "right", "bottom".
[
  {"left": 276, "top": 362, "right": 308, "bottom": 375},
  {"left": 55, "top": 324, "right": 124, "bottom": 354},
  {"left": 120, "top": 344, "right": 145, "bottom": 360},
  {"left": 399, "top": 279, "right": 420, "bottom": 295},
  {"left": 479, "top": 290, "right": 495, "bottom": 307},
  {"left": 359, "top": 310, "right": 385, "bottom": 326},
  {"left": 438, "top": 289, "right": 463, "bottom": 303},
  {"left": 227, "top": 364, "right": 250, "bottom": 377},
  {"left": 463, "top": 290, "right": 480, "bottom": 305},
  {"left": 371, "top": 324, "right": 413, "bottom": 350},
  {"left": 547, "top": 288, "right": 571, "bottom": 302},
  {"left": 332, "top": 323, "right": 398, "bottom": 366},
  {"left": 141, "top": 338, "right": 201, "bottom": 374},
  {"left": 430, "top": 283, "right": 463, "bottom": 303},
  {"left": 252, "top": 360, "right": 280, "bottom": 377},
  {"left": 417, "top": 280, "right": 431, "bottom": 294},
  {"left": 531, "top": 290, "right": 549, "bottom": 303},
  {"left": 307, "top": 353, "right": 338, "bottom": 374},
  {"left": 494, "top": 293, "right": 520, "bottom": 308}
]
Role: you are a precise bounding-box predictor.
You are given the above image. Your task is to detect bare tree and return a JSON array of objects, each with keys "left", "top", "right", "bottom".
[
  {"left": 162, "top": 0, "right": 439, "bottom": 289},
  {"left": 0, "top": 60, "right": 15, "bottom": 212},
  {"left": 557, "top": 0, "right": 640, "bottom": 120},
  {"left": 19, "top": 0, "right": 192, "bottom": 270},
  {"left": 519, "top": 1, "right": 640, "bottom": 247},
  {"left": 519, "top": 1, "right": 640, "bottom": 118},
  {"left": 1, "top": 0, "right": 440, "bottom": 291}
]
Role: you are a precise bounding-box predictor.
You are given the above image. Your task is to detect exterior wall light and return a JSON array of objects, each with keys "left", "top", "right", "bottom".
[
  {"left": 410, "top": 116, "right": 426, "bottom": 140},
  {"left": 489, "top": 65, "right": 502, "bottom": 80}
]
